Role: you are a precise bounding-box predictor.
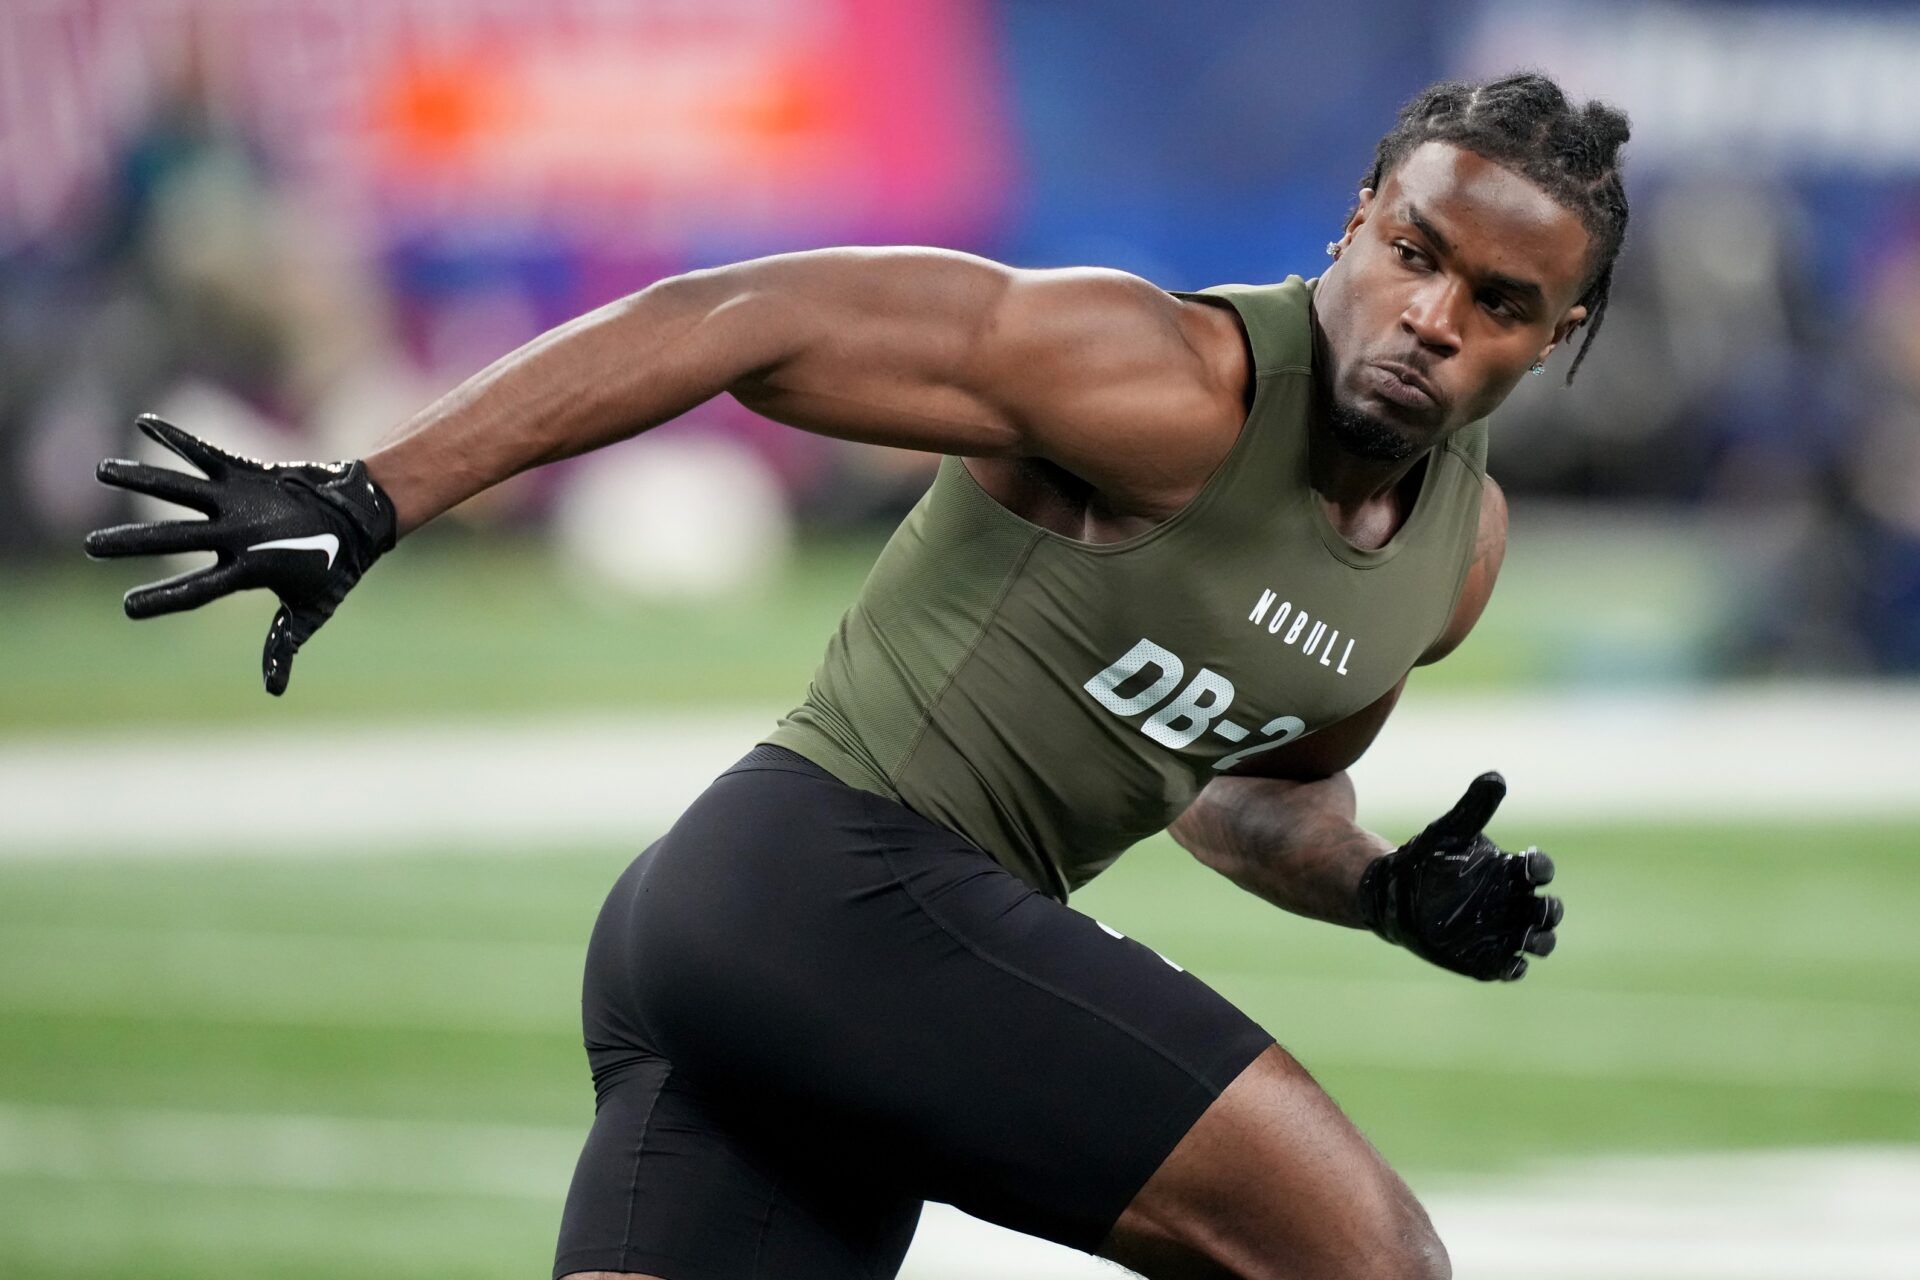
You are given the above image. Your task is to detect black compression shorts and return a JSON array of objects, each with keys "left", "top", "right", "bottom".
[{"left": 553, "top": 745, "right": 1274, "bottom": 1280}]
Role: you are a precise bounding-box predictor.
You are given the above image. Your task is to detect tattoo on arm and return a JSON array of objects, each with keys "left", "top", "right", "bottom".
[{"left": 1169, "top": 772, "right": 1394, "bottom": 927}]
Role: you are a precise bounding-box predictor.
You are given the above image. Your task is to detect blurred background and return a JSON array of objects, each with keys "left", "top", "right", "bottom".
[{"left": 1, "top": 1, "right": 1916, "bottom": 1277}]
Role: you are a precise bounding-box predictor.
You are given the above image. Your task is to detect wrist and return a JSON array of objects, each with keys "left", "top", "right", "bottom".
[
  {"left": 360, "top": 451, "right": 433, "bottom": 540},
  {"left": 314, "top": 461, "right": 398, "bottom": 559},
  {"left": 1354, "top": 851, "right": 1399, "bottom": 942},
  {"left": 301, "top": 458, "right": 399, "bottom": 564},
  {"left": 276, "top": 459, "right": 397, "bottom": 576}
]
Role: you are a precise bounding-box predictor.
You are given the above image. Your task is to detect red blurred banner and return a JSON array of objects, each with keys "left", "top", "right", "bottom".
[{"left": 0, "top": 0, "right": 1009, "bottom": 250}]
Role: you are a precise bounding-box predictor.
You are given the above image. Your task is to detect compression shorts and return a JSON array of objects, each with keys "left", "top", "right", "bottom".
[{"left": 554, "top": 745, "right": 1274, "bottom": 1279}]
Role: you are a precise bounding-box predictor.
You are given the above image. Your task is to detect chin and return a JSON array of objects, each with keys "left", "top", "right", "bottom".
[{"left": 1325, "top": 397, "right": 1422, "bottom": 462}]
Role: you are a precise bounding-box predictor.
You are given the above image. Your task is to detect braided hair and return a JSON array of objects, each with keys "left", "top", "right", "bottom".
[{"left": 1361, "top": 73, "right": 1630, "bottom": 383}]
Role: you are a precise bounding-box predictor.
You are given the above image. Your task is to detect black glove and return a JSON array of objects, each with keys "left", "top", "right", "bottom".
[
  {"left": 1356, "top": 772, "right": 1563, "bottom": 981},
  {"left": 84, "top": 413, "right": 398, "bottom": 696}
]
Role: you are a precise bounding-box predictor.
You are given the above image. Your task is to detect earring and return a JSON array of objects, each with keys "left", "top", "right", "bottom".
[
  {"left": 1529, "top": 360, "right": 1545, "bottom": 376},
  {"left": 1326, "top": 241, "right": 1342, "bottom": 259}
]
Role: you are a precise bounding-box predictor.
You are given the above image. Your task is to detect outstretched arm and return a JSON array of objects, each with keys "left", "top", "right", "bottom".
[
  {"left": 86, "top": 246, "right": 1245, "bottom": 691},
  {"left": 365, "top": 246, "right": 1242, "bottom": 535}
]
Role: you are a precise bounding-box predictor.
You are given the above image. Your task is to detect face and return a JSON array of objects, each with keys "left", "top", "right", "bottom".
[{"left": 1314, "top": 141, "right": 1593, "bottom": 460}]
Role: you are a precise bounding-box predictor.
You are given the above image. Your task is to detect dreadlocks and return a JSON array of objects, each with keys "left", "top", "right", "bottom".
[{"left": 1362, "top": 72, "right": 1630, "bottom": 383}]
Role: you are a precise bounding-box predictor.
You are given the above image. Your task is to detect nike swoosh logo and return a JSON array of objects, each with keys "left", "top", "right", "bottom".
[{"left": 246, "top": 533, "right": 340, "bottom": 570}]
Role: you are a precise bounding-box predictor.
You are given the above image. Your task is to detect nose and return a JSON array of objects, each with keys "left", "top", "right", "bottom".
[{"left": 1401, "top": 278, "right": 1464, "bottom": 356}]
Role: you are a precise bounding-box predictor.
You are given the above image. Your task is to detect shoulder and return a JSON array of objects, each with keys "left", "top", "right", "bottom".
[
  {"left": 974, "top": 268, "right": 1253, "bottom": 510},
  {"left": 1416, "top": 471, "right": 1507, "bottom": 666},
  {"left": 1171, "top": 278, "right": 1319, "bottom": 376},
  {"left": 989, "top": 267, "right": 1250, "bottom": 397}
]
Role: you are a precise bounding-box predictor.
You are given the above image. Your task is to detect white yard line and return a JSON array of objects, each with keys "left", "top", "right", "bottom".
[
  {"left": 1426, "top": 1148, "right": 1920, "bottom": 1280},
  {"left": 2, "top": 686, "right": 1917, "bottom": 859},
  {"left": 3, "top": 692, "right": 1916, "bottom": 1277},
  {"left": 0, "top": 1103, "right": 574, "bottom": 1200},
  {"left": 0, "top": 1103, "right": 1914, "bottom": 1278},
  {"left": 0, "top": 711, "right": 777, "bottom": 859}
]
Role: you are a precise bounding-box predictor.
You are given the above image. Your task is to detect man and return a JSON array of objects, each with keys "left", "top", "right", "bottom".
[{"left": 87, "top": 73, "right": 1627, "bottom": 1280}]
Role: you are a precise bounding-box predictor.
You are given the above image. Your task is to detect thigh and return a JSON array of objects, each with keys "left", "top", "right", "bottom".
[
  {"left": 553, "top": 1052, "right": 921, "bottom": 1280},
  {"left": 1099, "top": 1045, "right": 1448, "bottom": 1280},
  {"left": 610, "top": 750, "right": 1276, "bottom": 1254}
]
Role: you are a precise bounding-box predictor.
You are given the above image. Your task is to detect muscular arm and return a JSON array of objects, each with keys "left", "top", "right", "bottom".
[
  {"left": 1169, "top": 683, "right": 1404, "bottom": 926},
  {"left": 1169, "top": 476, "right": 1509, "bottom": 925},
  {"left": 363, "top": 247, "right": 1243, "bottom": 535}
]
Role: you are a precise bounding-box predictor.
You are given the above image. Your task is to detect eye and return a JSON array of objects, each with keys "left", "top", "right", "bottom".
[
  {"left": 1391, "top": 240, "right": 1427, "bottom": 268},
  {"left": 1479, "top": 292, "right": 1517, "bottom": 319}
]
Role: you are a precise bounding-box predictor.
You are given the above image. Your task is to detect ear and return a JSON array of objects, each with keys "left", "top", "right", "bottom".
[
  {"left": 1334, "top": 187, "right": 1376, "bottom": 252},
  {"left": 1539, "top": 304, "right": 1589, "bottom": 362}
]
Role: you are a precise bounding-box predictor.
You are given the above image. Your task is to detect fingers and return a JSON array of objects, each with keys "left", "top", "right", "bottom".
[
  {"left": 1523, "top": 846, "right": 1555, "bottom": 885},
  {"left": 1427, "top": 771, "right": 1507, "bottom": 842},
  {"left": 262, "top": 603, "right": 319, "bottom": 696},
  {"left": 123, "top": 560, "right": 248, "bottom": 619},
  {"left": 1537, "top": 894, "right": 1564, "bottom": 930},
  {"left": 1501, "top": 955, "right": 1528, "bottom": 981},
  {"left": 1504, "top": 852, "right": 1562, "bottom": 926},
  {"left": 85, "top": 518, "right": 219, "bottom": 559},
  {"left": 263, "top": 605, "right": 296, "bottom": 695},
  {"left": 1512, "top": 858, "right": 1562, "bottom": 957},
  {"left": 1512, "top": 893, "right": 1563, "bottom": 969},
  {"left": 135, "top": 413, "right": 247, "bottom": 479},
  {"left": 94, "top": 458, "right": 220, "bottom": 513}
]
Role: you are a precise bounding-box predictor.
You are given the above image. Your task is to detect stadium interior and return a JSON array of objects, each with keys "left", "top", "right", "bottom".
[{"left": 1, "top": 2, "right": 1916, "bottom": 1277}]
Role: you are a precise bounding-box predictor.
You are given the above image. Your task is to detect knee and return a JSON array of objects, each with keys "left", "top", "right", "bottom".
[
  {"left": 1329, "top": 1206, "right": 1449, "bottom": 1280},
  {"left": 1381, "top": 1220, "right": 1450, "bottom": 1280},
  {"left": 1255, "top": 1196, "right": 1449, "bottom": 1280},
  {"left": 1113, "top": 1198, "right": 1449, "bottom": 1280}
]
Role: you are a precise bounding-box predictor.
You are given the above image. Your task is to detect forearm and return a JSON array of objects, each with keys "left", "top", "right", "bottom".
[
  {"left": 1168, "top": 772, "right": 1393, "bottom": 927},
  {"left": 363, "top": 269, "right": 791, "bottom": 536}
]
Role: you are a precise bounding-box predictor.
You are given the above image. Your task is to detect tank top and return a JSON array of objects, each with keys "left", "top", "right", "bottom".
[{"left": 764, "top": 276, "right": 1488, "bottom": 899}]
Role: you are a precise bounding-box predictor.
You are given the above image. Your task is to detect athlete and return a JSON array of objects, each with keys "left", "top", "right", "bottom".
[{"left": 86, "top": 75, "right": 1626, "bottom": 1279}]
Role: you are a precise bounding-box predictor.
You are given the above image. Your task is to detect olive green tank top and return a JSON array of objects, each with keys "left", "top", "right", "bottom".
[{"left": 765, "top": 276, "right": 1487, "bottom": 899}]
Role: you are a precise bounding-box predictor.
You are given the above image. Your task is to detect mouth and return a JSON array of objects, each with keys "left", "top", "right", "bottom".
[{"left": 1365, "top": 360, "right": 1442, "bottom": 416}]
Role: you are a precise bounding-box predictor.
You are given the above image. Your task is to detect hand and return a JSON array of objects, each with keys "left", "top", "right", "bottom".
[
  {"left": 84, "top": 414, "right": 398, "bottom": 696},
  {"left": 1356, "top": 772, "right": 1563, "bottom": 981}
]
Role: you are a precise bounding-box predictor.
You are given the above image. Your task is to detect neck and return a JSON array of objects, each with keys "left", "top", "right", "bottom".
[
  {"left": 1303, "top": 317, "right": 1441, "bottom": 550},
  {"left": 1304, "top": 407, "right": 1432, "bottom": 507}
]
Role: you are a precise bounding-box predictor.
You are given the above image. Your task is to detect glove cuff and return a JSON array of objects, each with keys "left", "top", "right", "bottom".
[
  {"left": 283, "top": 460, "right": 397, "bottom": 569},
  {"left": 321, "top": 461, "right": 399, "bottom": 557},
  {"left": 1356, "top": 853, "right": 1400, "bottom": 944}
]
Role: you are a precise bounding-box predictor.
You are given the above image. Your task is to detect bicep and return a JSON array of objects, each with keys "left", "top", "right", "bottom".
[
  {"left": 1169, "top": 677, "right": 1403, "bottom": 867},
  {"left": 725, "top": 247, "right": 1024, "bottom": 454},
  {"left": 726, "top": 247, "right": 1234, "bottom": 476},
  {"left": 1218, "top": 677, "right": 1408, "bottom": 784}
]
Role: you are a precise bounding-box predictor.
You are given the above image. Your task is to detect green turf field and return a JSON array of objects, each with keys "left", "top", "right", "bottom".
[
  {"left": 1, "top": 513, "right": 1731, "bottom": 736},
  {"left": 3, "top": 528, "right": 1908, "bottom": 1277},
  {"left": 2, "top": 819, "right": 1915, "bottom": 1280}
]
